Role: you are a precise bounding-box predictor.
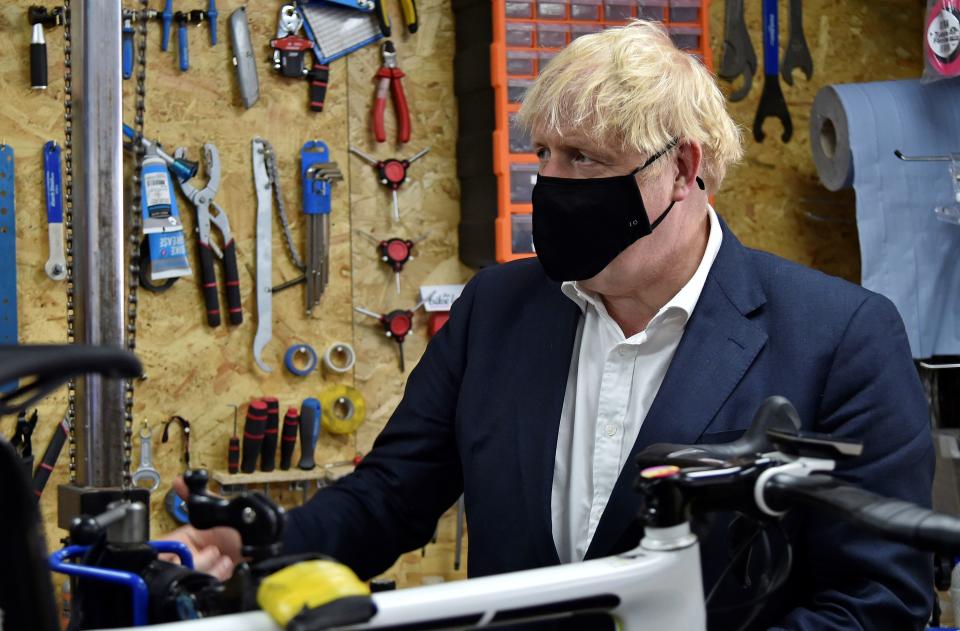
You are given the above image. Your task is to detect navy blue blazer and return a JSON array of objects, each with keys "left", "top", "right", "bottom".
[{"left": 284, "top": 221, "right": 934, "bottom": 630}]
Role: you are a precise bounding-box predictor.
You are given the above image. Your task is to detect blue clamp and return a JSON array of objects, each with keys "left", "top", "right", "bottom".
[
  {"left": 285, "top": 344, "right": 318, "bottom": 376},
  {"left": 49, "top": 542, "right": 194, "bottom": 626}
]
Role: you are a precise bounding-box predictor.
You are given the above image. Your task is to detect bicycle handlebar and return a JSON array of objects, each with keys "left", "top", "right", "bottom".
[
  {"left": 0, "top": 345, "right": 142, "bottom": 415},
  {"left": 765, "top": 473, "right": 960, "bottom": 553}
]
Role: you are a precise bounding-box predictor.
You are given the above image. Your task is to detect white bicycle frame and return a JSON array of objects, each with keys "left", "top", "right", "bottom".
[{"left": 110, "top": 522, "right": 706, "bottom": 631}]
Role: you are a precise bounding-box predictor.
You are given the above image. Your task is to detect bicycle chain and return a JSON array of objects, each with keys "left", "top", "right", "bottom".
[
  {"left": 65, "top": 2, "right": 148, "bottom": 488},
  {"left": 262, "top": 138, "right": 305, "bottom": 271}
]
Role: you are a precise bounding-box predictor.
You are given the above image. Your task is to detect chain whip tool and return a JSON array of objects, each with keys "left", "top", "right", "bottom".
[
  {"left": 64, "top": 0, "right": 149, "bottom": 487},
  {"left": 252, "top": 138, "right": 274, "bottom": 372}
]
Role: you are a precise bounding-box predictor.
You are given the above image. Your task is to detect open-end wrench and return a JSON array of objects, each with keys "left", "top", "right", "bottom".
[
  {"left": 753, "top": 0, "right": 793, "bottom": 143},
  {"left": 43, "top": 141, "right": 67, "bottom": 280},
  {"left": 131, "top": 421, "right": 161, "bottom": 492},
  {"left": 781, "top": 0, "right": 813, "bottom": 86},
  {"left": 718, "top": 0, "right": 756, "bottom": 102}
]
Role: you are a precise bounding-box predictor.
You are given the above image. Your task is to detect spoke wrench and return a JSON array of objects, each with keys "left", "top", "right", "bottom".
[
  {"left": 131, "top": 420, "right": 161, "bottom": 492},
  {"left": 718, "top": 0, "right": 756, "bottom": 102},
  {"left": 753, "top": 0, "right": 792, "bottom": 143},
  {"left": 781, "top": 0, "right": 813, "bottom": 86}
]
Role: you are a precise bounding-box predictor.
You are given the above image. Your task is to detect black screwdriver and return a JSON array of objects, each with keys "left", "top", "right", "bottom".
[
  {"left": 241, "top": 399, "right": 267, "bottom": 474},
  {"left": 280, "top": 407, "right": 299, "bottom": 470},
  {"left": 298, "top": 398, "right": 321, "bottom": 470},
  {"left": 227, "top": 404, "right": 240, "bottom": 474},
  {"left": 260, "top": 396, "right": 280, "bottom": 472}
]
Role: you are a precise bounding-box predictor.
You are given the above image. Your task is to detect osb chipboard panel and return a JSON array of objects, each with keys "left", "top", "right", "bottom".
[
  {"left": 1, "top": 0, "right": 469, "bottom": 588},
  {"left": 708, "top": 0, "right": 925, "bottom": 282},
  {"left": 2, "top": 0, "right": 928, "bottom": 596}
]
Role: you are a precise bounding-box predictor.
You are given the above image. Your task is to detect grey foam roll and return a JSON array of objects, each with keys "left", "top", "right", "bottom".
[{"left": 810, "top": 85, "right": 854, "bottom": 192}]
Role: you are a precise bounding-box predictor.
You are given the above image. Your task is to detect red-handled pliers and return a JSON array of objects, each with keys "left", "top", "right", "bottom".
[
  {"left": 174, "top": 143, "right": 242, "bottom": 327},
  {"left": 372, "top": 40, "right": 410, "bottom": 144}
]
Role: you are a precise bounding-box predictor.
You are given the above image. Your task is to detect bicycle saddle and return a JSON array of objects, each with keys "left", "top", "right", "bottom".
[{"left": 0, "top": 344, "right": 142, "bottom": 416}]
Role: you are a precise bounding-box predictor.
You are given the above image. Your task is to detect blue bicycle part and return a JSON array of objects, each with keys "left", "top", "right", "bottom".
[
  {"left": 207, "top": 0, "right": 218, "bottom": 45},
  {"left": 161, "top": 0, "right": 173, "bottom": 51},
  {"left": 122, "top": 18, "right": 134, "bottom": 79},
  {"left": 49, "top": 541, "right": 195, "bottom": 626},
  {"left": 0, "top": 145, "right": 17, "bottom": 394},
  {"left": 178, "top": 19, "right": 189, "bottom": 71},
  {"left": 165, "top": 488, "right": 190, "bottom": 525}
]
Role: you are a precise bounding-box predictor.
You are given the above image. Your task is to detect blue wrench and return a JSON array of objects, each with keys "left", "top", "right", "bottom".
[{"left": 753, "top": 0, "right": 793, "bottom": 143}]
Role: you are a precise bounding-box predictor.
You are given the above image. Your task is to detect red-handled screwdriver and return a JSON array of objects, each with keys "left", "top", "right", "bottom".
[
  {"left": 226, "top": 404, "right": 240, "bottom": 474},
  {"left": 241, "top": 399, "right": 267, "bottom": 473},
  {"left": 260, "top": 396, "right": 280, "bottom": 472},
  {"left": 279, "top": 407, "right": 299, "bottom": 470}
]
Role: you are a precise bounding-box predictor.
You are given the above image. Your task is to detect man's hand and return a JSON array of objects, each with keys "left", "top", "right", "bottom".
[{"left": 156, "top": 476, "right": 243, "bottom": 581}]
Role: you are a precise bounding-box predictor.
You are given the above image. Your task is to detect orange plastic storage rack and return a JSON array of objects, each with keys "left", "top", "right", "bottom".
[{"left": 491, "top": 0, "right": 712, "bottom": 262}]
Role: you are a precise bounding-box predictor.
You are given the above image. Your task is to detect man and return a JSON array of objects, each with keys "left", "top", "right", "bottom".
[{"left": 172, "top": 20, "right": 934, "bottom": 629}]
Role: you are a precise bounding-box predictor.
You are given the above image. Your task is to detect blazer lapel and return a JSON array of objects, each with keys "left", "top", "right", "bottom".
[
  {"left": 514, "top": 279, "right": 581, "bottom": 566},
  {"left": 585, "top": 224, "right": 769, "bottom": 559}
]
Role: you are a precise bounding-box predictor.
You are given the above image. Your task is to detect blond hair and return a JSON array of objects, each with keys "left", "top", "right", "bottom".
[{"left": 518, "top": 20, "right": 743, "bottom": 189}]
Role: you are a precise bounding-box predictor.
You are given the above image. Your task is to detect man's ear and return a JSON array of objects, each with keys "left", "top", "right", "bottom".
[{"left": 672, "top": 141, "right": 704, "bottom": 201}]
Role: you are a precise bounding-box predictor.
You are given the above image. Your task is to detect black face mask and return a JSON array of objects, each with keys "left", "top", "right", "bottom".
[{"left": 531, "top": 140, "right": 705, "bottom": 282}]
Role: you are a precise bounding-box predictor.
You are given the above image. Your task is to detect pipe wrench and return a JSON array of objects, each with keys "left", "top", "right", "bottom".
[
  {"left": 174, "top": 143, "right": 243, "bottom": 327},
  {"left": 43, "top": 141, "right": 66, "bottom": 280},
  {"left": 252, "top": 138, "right": 273, "bottom": 372}
]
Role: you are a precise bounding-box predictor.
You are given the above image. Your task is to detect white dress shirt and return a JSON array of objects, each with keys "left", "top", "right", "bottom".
[{"left": 550, "top": 206, "right": 723, "bottom": 563}]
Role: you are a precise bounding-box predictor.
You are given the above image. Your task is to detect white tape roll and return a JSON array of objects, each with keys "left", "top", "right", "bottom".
[{"left": 323, "top": 342, "right": 356, "bottom": 374}]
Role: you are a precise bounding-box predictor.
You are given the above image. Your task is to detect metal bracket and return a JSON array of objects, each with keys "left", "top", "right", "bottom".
[{"left": 0, "top": 145, "right": 17, "bottom": 394}]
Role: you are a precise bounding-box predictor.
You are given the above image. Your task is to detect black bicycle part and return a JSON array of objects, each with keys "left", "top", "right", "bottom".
[
  {"left": 636, "top": 395, "right": 801, "bottom": 470},
  {"left": 765, "top": 473, "right": 960, "bottom": 554},
  {"left": 0, "top": 344, "right": 142, "bottom": 416},
  {"left": 183, "top": 469, "right": 286, "bottom": 562},
  {"left": 0, "top": 437, "right": 59, "bottom": 631}
]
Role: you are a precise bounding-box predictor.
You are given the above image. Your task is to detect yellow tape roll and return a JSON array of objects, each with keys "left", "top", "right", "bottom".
[
  {"left": 257, "top": 559, "right": 370, "bottom": 628},
  {"left": 319, "top": 384, "right": 367, "bottom": 435}
]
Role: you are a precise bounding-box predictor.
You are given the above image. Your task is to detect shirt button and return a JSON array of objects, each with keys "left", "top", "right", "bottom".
[{"left": 605, "top": 423, "right": 618, "bottom": 436}]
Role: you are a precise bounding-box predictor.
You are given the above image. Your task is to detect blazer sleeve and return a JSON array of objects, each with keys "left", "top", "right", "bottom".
[
  {"left": 772, "top": 293, "right": 935, "bottom": 631},
  {"left": 281, "top": 273, "right": 480, "bottom": 580}
]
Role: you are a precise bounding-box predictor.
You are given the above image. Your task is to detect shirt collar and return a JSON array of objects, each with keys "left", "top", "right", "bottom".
[{"left": 561, "top": 205, "right": 723, "bottom": 326}]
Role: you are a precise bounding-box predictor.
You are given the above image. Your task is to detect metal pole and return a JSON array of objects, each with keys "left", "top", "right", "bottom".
[{"left": 71, "top": 0, "right": 126, "bottom": 487}]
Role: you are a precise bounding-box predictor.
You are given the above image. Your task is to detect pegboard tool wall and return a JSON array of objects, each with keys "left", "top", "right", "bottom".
[
  {"left": 0, "top": 0, "right": 926, "bottom": 588},
  {"left": 2, "top": 0, "right": 471, "bottom": 587},
  {"left": 709, "top": 0, "right": 924, "bottom": 280}
]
